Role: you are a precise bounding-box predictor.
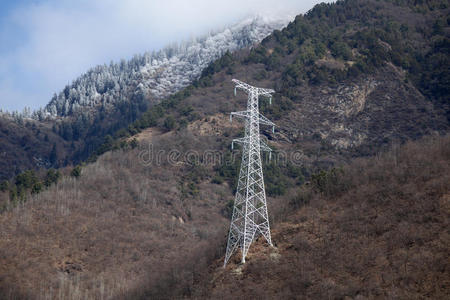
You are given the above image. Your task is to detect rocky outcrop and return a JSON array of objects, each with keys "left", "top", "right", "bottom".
[{"left": 276, "top": 63, "right": 446, "bottom": 153}]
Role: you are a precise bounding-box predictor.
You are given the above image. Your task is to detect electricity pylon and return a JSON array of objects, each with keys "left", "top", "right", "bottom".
[{"left": 224, "top": 79, "right": 275, "bottom": 267}]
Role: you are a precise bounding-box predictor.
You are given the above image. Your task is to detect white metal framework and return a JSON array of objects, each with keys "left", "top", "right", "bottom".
[{"left": 224, "top": 79, "right": 275, "bottom": 267}]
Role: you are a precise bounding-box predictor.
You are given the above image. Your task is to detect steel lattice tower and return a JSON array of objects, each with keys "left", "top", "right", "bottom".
[{"left": 224, "top": 79, "right": 275, "bottom": 267}]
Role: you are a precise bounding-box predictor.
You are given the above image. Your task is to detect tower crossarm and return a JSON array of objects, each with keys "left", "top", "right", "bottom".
[
  {"left": 230, "top": 110, "right": 250, "bottom": 121},
  {"left": 229, "top": 111, "right": 275, "bottom": 129},
  {"left": 257, "top": 89, "right": 275, "bottom": 97},
  {"left": 232, "top": 137, "right": 249, "bottom": 145},
  {"left": 231, "top": 137, "right": 248, "bottom": 150},
  {"left": 233, "top": 137, "right": 248, "bottom": 144},
  {"left": 260, "top": 140, "right": 272, "bottom": 152},
  {"left": 259, "top": 113, "right": 275, "bottom": 127},
  {"left": 231, "top": 137, "right": 271, "bottom": 153},
  {"left": 232, "top": 79, "right": 275, "bottom": 96},
  {"left": 232, "top": 79, "right": 254, "bottom": 94}
]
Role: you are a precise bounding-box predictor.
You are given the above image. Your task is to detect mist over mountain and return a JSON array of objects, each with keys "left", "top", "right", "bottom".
[{"left": 37, "top": 16, "right": 288, "bottom": 119}]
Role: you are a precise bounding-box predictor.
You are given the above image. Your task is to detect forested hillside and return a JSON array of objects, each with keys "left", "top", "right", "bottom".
[
  {"left": 192, "top": 134, "right": 450, "bottom": 299},
  {"left": 0, "top": 0, "right": 449, "bottom": 298},
  {"left": 1, "top": 132, "right": 448, "bottom": 299},
  {"left": 0, "top": 117, "right": 70, "bottom": 181},
  {"left": 118, "top": 0, "right": 448, "bottom": 161},
  {"left": 40, "top": 16, "right": 287, "bottom": 119},
  {"left": 0, "top": 16, "right": 287, "bottom": 180}
]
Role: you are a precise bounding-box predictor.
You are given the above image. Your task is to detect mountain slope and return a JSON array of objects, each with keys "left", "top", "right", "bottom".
[
  {"left": 163, "top": 0, "right": 449, "bottom": 157},
  {"left": 0, "top": 133, "right": 448, "bottom": 299},
  {"left": 0, "top": 131, "right": 232, "bottom": 298},
  {"left": 40, "top": 16, "right": 288, "bottom": 119},
  {"left": 194, "top": 135, "right": 450, "bottom": 299},
  {"left": 0, "top": 116, "right": 70, "bottom": 180},
  {"left": 0, "top": 16, "right": 287, "bottom": 180},
  {"left": 0, "top": 0, "right": 449, "bottom": 298}
]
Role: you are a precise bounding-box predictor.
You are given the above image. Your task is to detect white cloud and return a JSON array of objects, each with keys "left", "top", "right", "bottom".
[{"left": 0, "top": 0, "right": 331, "bottom": 111}]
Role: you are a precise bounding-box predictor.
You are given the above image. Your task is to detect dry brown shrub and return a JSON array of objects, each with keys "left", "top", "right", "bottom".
[{"left": 192, "top": 134, "right": 450, "bottom": 299}]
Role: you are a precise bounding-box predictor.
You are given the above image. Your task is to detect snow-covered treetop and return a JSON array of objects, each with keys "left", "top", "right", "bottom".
[{"left": 37, "top": 15, "right": 288, "bottom": 119}]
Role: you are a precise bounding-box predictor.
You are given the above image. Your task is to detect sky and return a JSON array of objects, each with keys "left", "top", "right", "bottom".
[{"left": 0, "top": 0, "right": 330, "bottom": 112}]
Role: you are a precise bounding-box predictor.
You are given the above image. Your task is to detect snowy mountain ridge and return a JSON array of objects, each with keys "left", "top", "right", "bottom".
[{"left": 37, "top": 15, "right": 289, "bottom": 119}]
